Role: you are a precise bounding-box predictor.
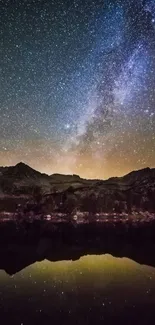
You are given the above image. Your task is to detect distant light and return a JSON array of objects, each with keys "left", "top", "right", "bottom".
[{"left": 46, "top": 215, "right": 51, "bottom": 220}]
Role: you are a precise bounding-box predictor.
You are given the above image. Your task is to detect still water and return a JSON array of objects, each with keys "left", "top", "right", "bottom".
[{"left": 0, "top": 254, "right": 155, "bottom": 324}]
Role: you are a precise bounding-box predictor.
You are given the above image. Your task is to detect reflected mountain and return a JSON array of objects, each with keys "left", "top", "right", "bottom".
[
  {"left": 0, "top": 253, "right": 155, "bottom": 325},
  {"left": 1, "top": 234, "right": 155, "bottom": 275}
]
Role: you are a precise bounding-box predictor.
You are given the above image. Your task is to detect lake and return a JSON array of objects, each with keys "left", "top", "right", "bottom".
[{"left": 0, "top": 254, "right": 155, "bottom": 324}]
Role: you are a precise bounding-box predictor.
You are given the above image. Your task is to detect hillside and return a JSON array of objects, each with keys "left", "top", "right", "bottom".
[{"left": 0, "top": 162, "right": 155, "bottom": 213}]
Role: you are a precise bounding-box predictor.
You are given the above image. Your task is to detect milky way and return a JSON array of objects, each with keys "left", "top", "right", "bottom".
[{"left": 0, "top": 0, "right": 155, "bottom": 179}]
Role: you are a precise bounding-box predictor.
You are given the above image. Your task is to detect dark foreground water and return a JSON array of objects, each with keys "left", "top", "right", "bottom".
[{"left": 0, "top": 254, "right": 155, "bottom": 325}]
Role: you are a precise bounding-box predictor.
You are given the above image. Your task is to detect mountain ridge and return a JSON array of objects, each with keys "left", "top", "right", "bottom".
[
  {"left": 0, "top": 161, "right": 154, "bottom": 181},
  {"left": 0, "top": 162, "right": 155, "bottom": 213}
]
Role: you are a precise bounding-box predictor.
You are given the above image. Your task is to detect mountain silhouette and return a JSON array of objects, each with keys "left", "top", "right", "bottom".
[{"left": 0, "top": 162, "right": 155, "bottom": 213}]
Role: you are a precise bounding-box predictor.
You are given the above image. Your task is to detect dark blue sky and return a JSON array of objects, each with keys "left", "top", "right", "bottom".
[{"left": 0, "top": 0, "right": 155, "bottom": 178}]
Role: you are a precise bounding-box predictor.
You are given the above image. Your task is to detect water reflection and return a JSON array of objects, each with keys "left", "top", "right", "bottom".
[{"left": 0, "top": 254, "right": 155, "bottom": 324}]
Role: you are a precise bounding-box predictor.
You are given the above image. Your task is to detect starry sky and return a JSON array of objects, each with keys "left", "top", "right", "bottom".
[{"left": 0, "top": 0, "right": 155, "bottom": 179}]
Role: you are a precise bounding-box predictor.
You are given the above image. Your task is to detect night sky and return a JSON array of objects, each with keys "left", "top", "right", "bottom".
[{"left": 0, "top": 0, "right": 155, "bottom": 179}]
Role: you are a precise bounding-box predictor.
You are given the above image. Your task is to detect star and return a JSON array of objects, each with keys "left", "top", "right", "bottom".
[{"left": 0, "top": 0, "right": 154, "bottom": 179}]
